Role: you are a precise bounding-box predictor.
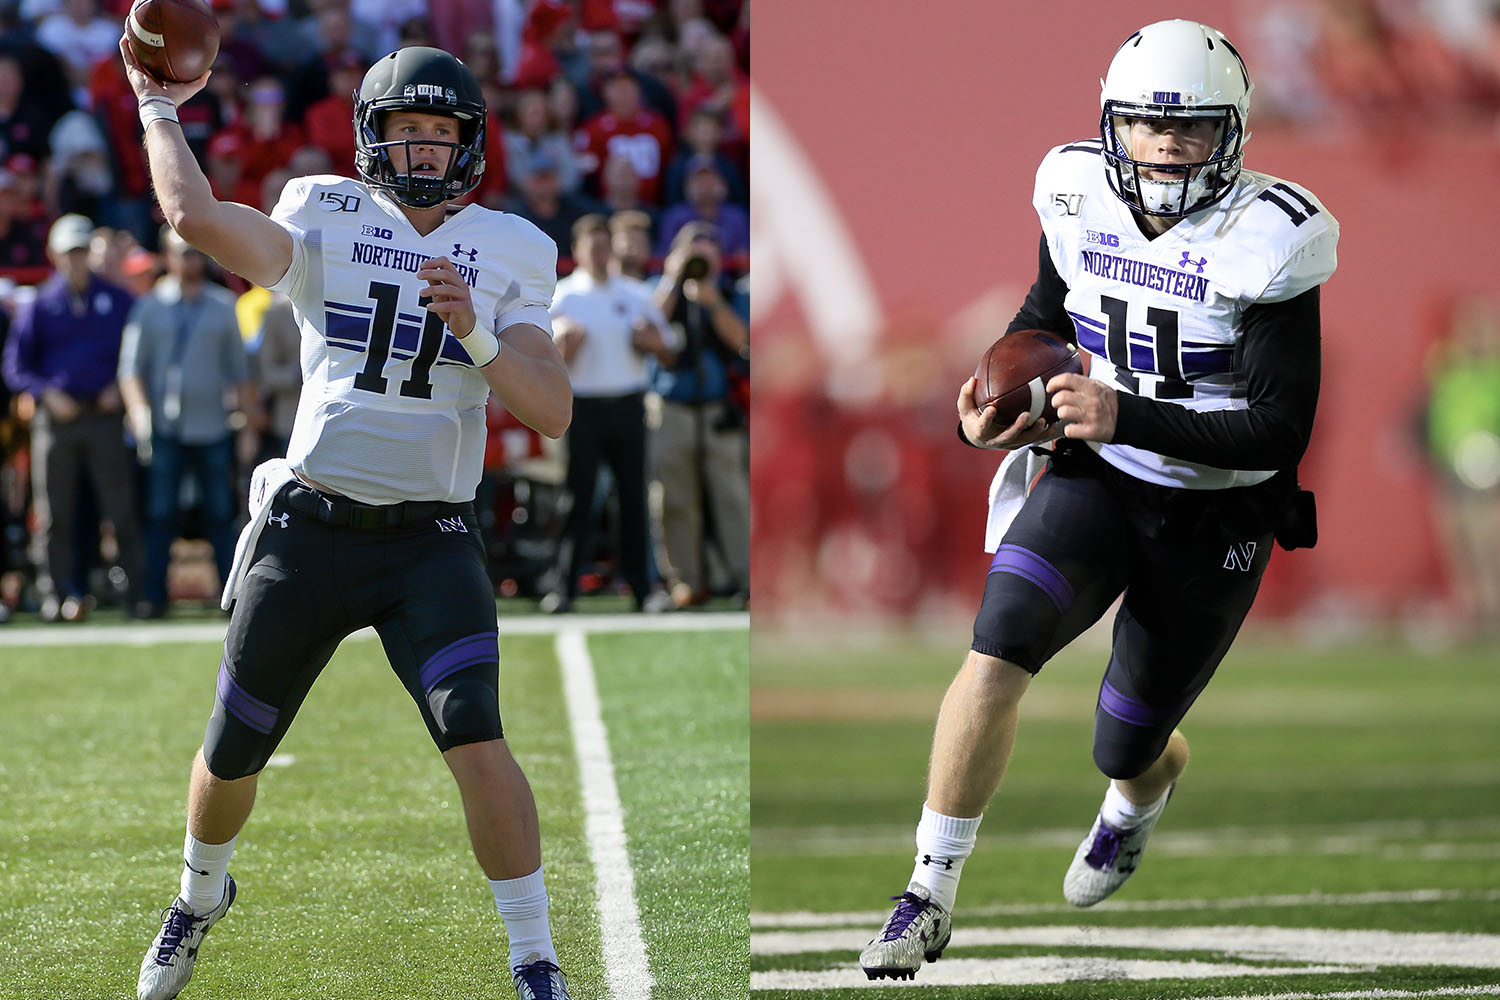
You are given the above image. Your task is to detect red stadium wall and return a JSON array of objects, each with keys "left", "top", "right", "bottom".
[{"left": 750, "top": 1, "right": 1498, "bottom": 621}]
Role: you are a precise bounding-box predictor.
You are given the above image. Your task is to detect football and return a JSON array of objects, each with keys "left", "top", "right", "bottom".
[
  {"left": 974, "top": 329, "right": 1087, "bottom": 426},
  {"left": 126, "top": 0, "right": 220, "bottom": 85}
]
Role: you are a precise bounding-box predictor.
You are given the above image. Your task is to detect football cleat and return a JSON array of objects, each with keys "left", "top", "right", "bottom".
[
  {"left": 138, "top": 873, "right": 236, "bottom": 1000},
  {"left": 1063, "top": 784, "right": 1173, "bottom": 907},
  {"left": 858, "top": 882, "right": 952, "bottom": 981},
  {"left": 512, "top": 954, "right": 571, "bottom": 1000}
]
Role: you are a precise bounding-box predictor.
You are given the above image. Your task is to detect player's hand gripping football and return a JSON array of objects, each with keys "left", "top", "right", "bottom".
[
  {"left": 417, "top": 257, "right": 476, "bottom": 338},
  {"left": 118, "top": 35, "right": 210, "bottom": 105},
  {"left": 957, "top": 376, "right": 1063, "bottom": 449},
  {"left": 1047, "top": 372, "right": 1118, "bottom": 442}
]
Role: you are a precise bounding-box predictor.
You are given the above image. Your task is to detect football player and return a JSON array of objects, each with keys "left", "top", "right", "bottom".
[
  {"left": 122, "top": 40, "right": 576, "bottom": 1000},
  {"left": 861, "top": 19, "right": 1339, "bottom": 981}
]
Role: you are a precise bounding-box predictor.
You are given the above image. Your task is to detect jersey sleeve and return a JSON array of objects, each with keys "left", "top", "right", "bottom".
[
  {"left": 1258, "top": 226, "right": 1338, "bottom": 303},
  {"left": 1006, "top": 232, "right": 1074, "bottom": 341},
  {"left": 1248, "top": 180, "right": 1339, "bottom": 303},
  {"left": 493, "top": 220, "right": 559, "bottom": 335},
  {"left": 265, "top": 175, "right": 315, "bottom": 299}
]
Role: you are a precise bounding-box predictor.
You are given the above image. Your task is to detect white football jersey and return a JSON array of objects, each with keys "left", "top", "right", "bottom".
[
  {"left": 1034, "top": 138, "right": 1339, "bottom": 489},
  {"left": 268, "top": 175, "right": 557, "bottom": 504}
]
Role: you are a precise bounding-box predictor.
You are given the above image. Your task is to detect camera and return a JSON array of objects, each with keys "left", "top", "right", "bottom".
[{"left": 681, "top": 255, "right": 710, "bottom": 281}]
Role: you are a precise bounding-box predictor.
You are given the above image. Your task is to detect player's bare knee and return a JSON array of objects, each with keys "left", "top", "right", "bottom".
[{"left": 963, "top": 650, "right": 1032, "bottom": 709}]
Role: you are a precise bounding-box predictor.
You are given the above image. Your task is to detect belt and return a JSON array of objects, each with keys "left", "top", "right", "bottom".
[{"left": 282, "top": 483, "right": 473, "bottom": 529}]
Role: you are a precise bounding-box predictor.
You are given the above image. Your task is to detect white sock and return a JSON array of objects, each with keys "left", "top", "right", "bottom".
[
  {"left": 180, "top": 830, "right": 235, "bottom": 914},
  {"left": 1099, "top": 780, "right": 1169, "bottom": 829},
  {"left": 908, "top": 803, "right": 982, "bottom": 913},
  {"left": 491, "top": 866, "right": 556, "bottom": 969}
]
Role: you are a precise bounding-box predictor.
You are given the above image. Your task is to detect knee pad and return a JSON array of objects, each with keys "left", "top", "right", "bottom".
[
  {"left": 201, "top": 702, "right": 274, "bottom": 780},
  {"left": 1091, "top": 709, "right": 1170, "bottom": 781},
  {"left": 428, "top": 667, "right": 503, "bottom": 750}
]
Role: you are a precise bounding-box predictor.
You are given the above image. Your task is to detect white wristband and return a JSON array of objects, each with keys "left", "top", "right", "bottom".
[
  {"left": 458, "top": 326, "right": 501, "bottom": 367},
  {"left": 138, "top": 95, "right": 179, "bottom": 130}
]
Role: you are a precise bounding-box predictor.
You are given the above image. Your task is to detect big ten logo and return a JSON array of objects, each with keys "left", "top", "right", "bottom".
[
  {"left": 1086, "top": 230, "right": 1120, "bottom": 248},
  {"left": 361, "top": 224, "right": 393, "bottom": 240},
  {"left": 604, "top": 133, "right": 662, "bottom": 179}
]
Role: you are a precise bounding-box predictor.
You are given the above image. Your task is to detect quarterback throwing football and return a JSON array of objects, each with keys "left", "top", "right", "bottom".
[
  {"left": 123, "top": 39, "right": 575, "bottom": 1000},
  {"left": 861, "top": 20, "right": 1339, "bottom": 981}
]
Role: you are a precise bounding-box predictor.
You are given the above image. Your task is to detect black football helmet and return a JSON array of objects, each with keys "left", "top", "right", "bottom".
[{"left": 354, "top": 46, "right": 487, "bottom": 209}]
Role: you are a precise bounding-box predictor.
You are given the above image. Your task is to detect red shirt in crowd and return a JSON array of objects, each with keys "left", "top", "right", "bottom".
[{"left": 575, "top": 107, "right": 672, "bottom": 203}]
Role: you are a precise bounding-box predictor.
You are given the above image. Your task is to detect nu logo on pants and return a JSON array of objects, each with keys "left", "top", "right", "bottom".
[{"left": 1223, "top": 541, "right": 1257, "bottom": 572}]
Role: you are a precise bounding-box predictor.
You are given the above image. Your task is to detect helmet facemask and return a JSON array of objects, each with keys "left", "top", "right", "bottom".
[
  {"left": 1101, "top": 103, "right": 1243, "bottom": 217},
  {"left": 356, "top": 105, "right": 486, "bottom": 209}
]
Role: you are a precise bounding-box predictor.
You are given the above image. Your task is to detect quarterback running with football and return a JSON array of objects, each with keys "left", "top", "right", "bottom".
[
  {"left": 861, "top": 19, "right": 1339, "bottom": 981},
  {"left": 123, "top": 39, "right": 576, "bottom": 1000}
]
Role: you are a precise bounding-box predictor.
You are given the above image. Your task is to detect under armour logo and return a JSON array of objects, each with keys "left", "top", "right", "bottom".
[
  {"left": 1179, "top": 251, "right": 1207, "bottom": 274},
  {"left": 436, "top": 516, "right": 468, "bottom": 533},
  {"left": 451, "top": 243, "right": 478, "bottom": 262},
  {"left": 921, "top": 854, "right": 954, "bottom": 870},
  {"left": 1223, "top": 541, "right": 1257, "bottom": 572},
  {"left": 268, "top": 512, "right": 289, "bottom": 528}
]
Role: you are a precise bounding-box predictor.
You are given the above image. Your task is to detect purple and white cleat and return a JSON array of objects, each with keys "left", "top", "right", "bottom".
[
  {"left": 859, "top": 881, "right": 952, "bottom": 981},
  {"left": 138, "top": 873, "right": 236, "bottom": 1000},
  {"left": 1063, "top": 784, "right": 1174, "bottom": 907}
]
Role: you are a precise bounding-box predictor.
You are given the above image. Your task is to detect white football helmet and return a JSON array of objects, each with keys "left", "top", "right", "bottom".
[{"left": 1099, "top": 19, "right": 1253, "bottom": 217}]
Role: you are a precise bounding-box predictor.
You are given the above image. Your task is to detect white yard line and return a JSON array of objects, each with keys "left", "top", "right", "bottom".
[
  {"left": 752, "top": 924, "right": 1500, "bottom": 967},
  {"left": 557, "top": 629, "right": 654, "bottom": 1000},
  {"left": 0, "top": 611, "right": 748, "bottom": 647}
]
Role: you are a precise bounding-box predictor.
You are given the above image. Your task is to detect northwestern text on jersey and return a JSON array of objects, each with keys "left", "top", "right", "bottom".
[
  {"left": 1079, "top": 250, "right": 1208, "bottom": 302},
  {"left": 350, "top": 241, "right": 480, "bottom": 288}
]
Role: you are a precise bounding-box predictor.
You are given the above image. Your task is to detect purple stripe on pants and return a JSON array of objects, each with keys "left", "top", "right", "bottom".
[
  {"left": 988, "top": 544, "right": 1074, "bottom": 610},
  {"left": 1097, "top": 677, "right": 1169, "bottom": 728},
  {"left": 217, "top": 659, "right": 277, "bottom": 735},
  {"left": 419, "top": 633, "right": 498, "bottom": 692}
]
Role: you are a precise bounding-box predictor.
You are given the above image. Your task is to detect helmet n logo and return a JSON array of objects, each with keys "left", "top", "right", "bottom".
[
  {"left": 404, "top": 83, "right": 457, "bottom": 104},
  {"left": 1178, "top": 251, "right": 1207, "bottom": 274},
  {"left": 1152, "top": 90, "right": 1181, "bottom": 104}
]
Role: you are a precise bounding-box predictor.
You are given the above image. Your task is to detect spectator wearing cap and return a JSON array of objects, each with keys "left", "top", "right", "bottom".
[
  {"left": 576, "top": 70, "right": 673, "bottom": 204},
  {"left": 204, "top": 129, "right": 256, "bottom": 206},
  {"left": 646, "top": 221, "right": 749, "bottom": 606},
  {"left": 48, "top": 110, "right": 114, "bottom": 221},
  {"left": 677, "top": 31, "right": 747, "bottom": 159},
  {"left": 118, "top": 226, "right": 255, "bottom": 619},
  {"left": 222, "top": 77, "right": 307, "bottom": 205},
  {"left": 663, "top": 105, "right": 746, "bottom": 207},
  {"left": 35, "top": 0, "right": 119, "bottom": 107},
  {"left": 505, "top": 88, "right": 582, "bottom": 195},
  {"left": 303, "top": 49, "right": 367, "bottom": 171},
  {"left": 504, "top": 150, "right": 605, "bottom": 261},
  {"left": 656, "top": 155, "right": 748, "bottom": 266},
  {"left": 575, "top": 28, "right": 678, "bottom": 128},
  {"left": 2, "top": 213, "right": 146, "bottom": 621},
  {"left": 512, "top": 0, "right": 576, "bottom": 89},
  {"left": 541, "top": 213, "right": 674, "bottom": 615},
  {"left": 609, "top": 209, "right": 655, "bottom": 281}
]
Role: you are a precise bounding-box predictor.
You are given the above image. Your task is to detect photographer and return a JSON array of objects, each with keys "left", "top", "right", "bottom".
[{"left": 647, "top": 222, "right": 749, "bottom": 606}]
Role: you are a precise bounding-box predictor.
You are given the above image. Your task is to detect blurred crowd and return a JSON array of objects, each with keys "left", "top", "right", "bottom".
[
  {"left": 0, "top": 0, "right": 750, "bottom": 622},
  {"left": 1243, "top": 0, "right": 1500, "bottom": 133}
]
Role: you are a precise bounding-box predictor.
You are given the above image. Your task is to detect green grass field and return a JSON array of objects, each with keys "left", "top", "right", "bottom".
[
  {"left": 751, "top": 628, "right": 1500, "bottom": 999},
  {"left": 0, "top": 615, "right": 747, "bottom": 1000}
]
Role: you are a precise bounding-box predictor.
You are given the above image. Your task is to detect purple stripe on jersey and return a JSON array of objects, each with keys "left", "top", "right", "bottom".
[
  {"left": 1069, "top": 315, "right": 1106, "bottom": 356},
  {"left": 988, "top": 544, "right": 1074, "bottom": 610},
  {"left": 1129, "top": 342, "right": 1154, "bottom": 371},
  {"left": 440, "top": 336, "right": 475, "bottom": 365},
  {"left": 1097, "top": 677, "right": 1167, "bottom": 727},
  {"left": 1182, "top": 347, "right": 1234, "bottom": 376},
  {"left": 391, "top": 321, "right": 421, "bottom": 355},
  {"left": 326, "top": 311, "right": 371, "bottom": 347},
  {"left": 324, "top": 300, "right": 373, "bottom": 314},
  {"left": 419, "top": 632, "right": 498, "bottom": 692},
  {"left": 217, "top": 659, "right": 278, "bottom": 735},
  {"left": 1067, "top": 310, "right": 1104, "bottom": 330}
]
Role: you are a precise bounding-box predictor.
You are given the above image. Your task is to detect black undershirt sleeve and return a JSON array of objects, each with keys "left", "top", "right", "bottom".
[
  {"left": 1111, "top": 285, "right": 1322, "bottom": 469},
  {"left": 1006, "top": 233, "right": 1073, "bottom": 340}
]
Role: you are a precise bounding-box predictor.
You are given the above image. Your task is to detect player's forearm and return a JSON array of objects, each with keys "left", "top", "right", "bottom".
[
  {"left": 482, "top": 323, "right": 573, "bottom": 439},
  {"left": 142, "top": 119, "right": 216, "bottom": 237}
]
